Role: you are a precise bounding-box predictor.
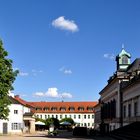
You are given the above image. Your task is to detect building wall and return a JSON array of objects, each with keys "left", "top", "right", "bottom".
[
  {"left": 35, "top": 113, "right": 95, "bottom": 128},
  {"left": 0, "top": 103, "right": 32, "bottom": 134},
  {"left": 0, "top": 104, "right": 24, "bottom": 134},
  {"left": 123, "top": 82, "right": 140, "bottom": 125}
]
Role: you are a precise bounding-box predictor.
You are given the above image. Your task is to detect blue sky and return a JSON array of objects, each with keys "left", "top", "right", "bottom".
[{"left": 0, "top": 0, "right": 140, "bottom": 102}]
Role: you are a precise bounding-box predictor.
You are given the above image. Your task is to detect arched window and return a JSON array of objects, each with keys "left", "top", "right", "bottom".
[{"left": 122, "top": 55, "right": 128, "bottom": 64}]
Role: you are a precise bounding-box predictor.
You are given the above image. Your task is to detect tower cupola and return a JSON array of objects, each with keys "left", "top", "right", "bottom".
[{"left": 116, "top": 45, "right": 131, "bottom": 71}]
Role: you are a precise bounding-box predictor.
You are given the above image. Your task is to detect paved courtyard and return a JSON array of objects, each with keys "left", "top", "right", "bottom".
[{"left": 0, "top": 131, "right": 115, "bottom": 140}]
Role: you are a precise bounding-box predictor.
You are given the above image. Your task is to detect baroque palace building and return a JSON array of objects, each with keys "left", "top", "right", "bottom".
[{"left": 94, "top": 48, "right": 140, "bottom": 133}]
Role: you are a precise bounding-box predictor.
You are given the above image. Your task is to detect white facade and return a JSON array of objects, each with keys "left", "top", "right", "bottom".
[
  {"left": 0, "top": 104, "right": 24, "bottom": 134},
  {"left": 35, "top": 113, "right": 95, "bottom": 128},
  {"left": 0, "top": 98, "right": 31, "bottom": 134}
]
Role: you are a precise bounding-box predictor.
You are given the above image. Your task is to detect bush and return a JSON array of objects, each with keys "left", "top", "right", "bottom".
[{"left": 73, "top": 127, "right": 87, "bottom": 136}]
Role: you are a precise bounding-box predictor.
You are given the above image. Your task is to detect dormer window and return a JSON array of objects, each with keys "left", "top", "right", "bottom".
[
  {"left": 87, "top": 106, "right": 94, "bottom": 111},
  {"left": 69, "top": 107, "right": 75, "bottom": 111},
  {"left": 36, "top": 107, "right": 42, "bottom": 111},
  {"left": 78, "top": 107, "right": 84, "bottom": 111},
  {"left": 51, "top": 107, "right": 57, "bottom": 111},
  {"left": 43, "top": 107, "right": 50, "bottom": 111},
  {"left": 60, "top": 107, "right": 66, "bottom": 111}
]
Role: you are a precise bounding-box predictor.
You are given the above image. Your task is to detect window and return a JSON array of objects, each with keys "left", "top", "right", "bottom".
[
  {"left": 36, "top": 107, "right": 42, "bottom": 111},
  {"left": 78, "top": 107, "right": 84, "bottom": 111},
  {"left": 134, "top": 102, "right": 138, "bottom": 116},
  {"left": 52, "top": 115, "right": 54, "bottom": 118},
  {"left": 69, "top": 115, "right": 71, "bottom": 118},
  {"left": 88, "top": 123, "right": 90, "bottom": 127},
  {"left": 74, "top": 115, "right": 76, "bottom": 119},
  {"left": 65, "top": 115, "right": 67, "bottom": 118},
  {"left": 92, "top": 114, "right": 94, "bottom": 119},
  {"left": 11, "top": 123, "right": 21, "bottom": 130},
  {"left": 84, "top": 115, "right": 86, "bottom": 119},
  {"left": 84, "top": 123, "right": 86, "bottom": 127},
  {"left": 88, "top": 115, "right": 90, "bottom": 119},
  {"left": 87, "top": 107, "right": 94, "bottom": 111},
  {"left": 60, "top": 107, "right": 66, "bottom": 111},
  {"left": 51, "top": 107, "right": 57, "bottom": 111},
  {"left": 48, "top": 115, "right": 50, "bottom": 118},
  {"left": 69, "top": 107, "right": 75, "bottom": 111},
  {"left": 14, "top": 110, "right": 18, "bottom": 114},
  {"left": 43, "top": 107, "right": 49, "bottom": 111},
  {"left": 128, "top": 104, "right": 131, "bottom": 117},
  {"left": 60, "top": 115, "right": 62, "bottom": 119},
  {"left": 45, "top": 115, "right": 47, "bottom": 119},
  {"left": 36, "top": 115, "right": 39, "bottom": 118},
  {"left": 78, "top": 115, "right": 81, "bottom": 119},
  {"left": 56, "top": 115, "right": 58, "bottom": 118},
  {"left": 122, "top": 56, "right": 128, "bottom": 64},
  {"left": 123, "top": 105, "right": 126, "bottom": 118},
  {"left": 40, "top": 115, "right": 42, "bottom": 118}
]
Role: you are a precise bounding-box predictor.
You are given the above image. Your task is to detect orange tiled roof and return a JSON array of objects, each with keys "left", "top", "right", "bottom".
[
  {"left": 14, "top": 95, "right": 35, "bottom": 108},
  {"left": 28, "top": 101, "right": 97, "bottom": 113}
]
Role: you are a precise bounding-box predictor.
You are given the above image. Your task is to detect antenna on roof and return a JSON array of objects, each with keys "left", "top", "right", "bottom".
[
  {"left": 122, "top": 43, "right": 124, "bottom": 49},
  {"left": 60, "top": 94, "right": 64, "bottom": 102}
]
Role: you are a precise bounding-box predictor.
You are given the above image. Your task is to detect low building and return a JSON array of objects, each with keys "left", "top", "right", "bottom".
[{"left": 0, "top": 95, "right": 35, "bottom": 135}]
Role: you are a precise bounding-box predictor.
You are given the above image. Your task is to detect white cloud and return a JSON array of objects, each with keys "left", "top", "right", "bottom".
[
  {"left": 19, "top": 72, "right": 29, "bottom": 76},
  {"left": 59, "top": 66, "right": 72, "bottom": 75},
  {"left": 13, "top": 67, "right": 19, "bottom": 71},
  {"left": 64, "top": 69, "right": 72, "bottom": 74},
  {"left": 52, "top": 16, "right": 79, "bottom": 32},
  {"left": 34, "top": 88, "right": 73, "bottom": 99},
  {"left": 61, "top": 92, "right": 72, "bottom": 98},
  {"left": 31, "top": 69, "right": 43, "bottom": 76},
  {"left": 59, "top": 66, "right": 65, "bottom": 72},
  {"left": 103, "top": 53, "right": 115, "bottom": 60},
  {"left": 34, "top": 92, "right": 45, "bottom": 97},
  {"left": 13, "top": 67, "right": 29, "bottom": 77},
  {"left": 45, "top": 88, "right": 59, "bottom": 98}
]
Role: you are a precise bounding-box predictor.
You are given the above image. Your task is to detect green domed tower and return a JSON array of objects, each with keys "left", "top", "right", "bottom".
[{"left": 116, "top": 46, "right": 131, "bottom": 71}]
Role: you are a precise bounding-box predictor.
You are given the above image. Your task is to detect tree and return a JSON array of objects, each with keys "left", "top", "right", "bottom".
[
  {"left": 0, "top": 39, "right": 18, "bottom": 120},
  {"left": 60, "top": 117, "right": 74, "bottom": 125},
  {"left": 45, "top": 118, "right": 60, "bottom": 128}
]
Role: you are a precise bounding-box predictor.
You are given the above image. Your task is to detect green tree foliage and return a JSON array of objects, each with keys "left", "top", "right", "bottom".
[
  {"left": 0, "top": 39, "right": 18, "bottom": 120},
  {"left": 45, "top": 118, "right": 60, "bottom": 128},
  {"left": 60, "top": 117, "right": 75, "bottom": 125},
  {"left": 35, "top": 117, "right": 46, "bottom": 123}
]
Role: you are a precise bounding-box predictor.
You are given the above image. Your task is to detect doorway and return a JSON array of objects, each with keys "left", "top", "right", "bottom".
[{"left": 3, "top": 123, "right": 8, "bottom": 134}]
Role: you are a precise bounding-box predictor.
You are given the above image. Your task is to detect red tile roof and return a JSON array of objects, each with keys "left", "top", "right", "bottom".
[
  {"left": 29, "top": 101, "right": 97, "bottom": 113},
  {"left": 14, "top": 95, "right": 35, "bottom": 108},
  {"left": 14, "top": 95, "right": 97, "bottom": 113}
]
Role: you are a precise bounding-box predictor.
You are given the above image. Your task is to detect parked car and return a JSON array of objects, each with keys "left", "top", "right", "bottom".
[{"left": 73, "top": 127, "right": 87, "bottom": 136}]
